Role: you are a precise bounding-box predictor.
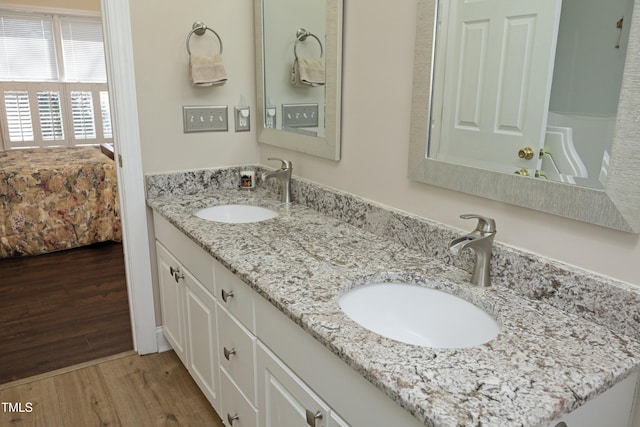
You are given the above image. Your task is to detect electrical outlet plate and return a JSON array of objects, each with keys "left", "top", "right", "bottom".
[
  {"left": 234, "top": 106, "right": 250, "bottom": 132},
  {"left": 282, "top": 103, "right": 319, "bottom": 128},
  {"left": 183, "top": 106, "right": 228, "bottom": 132}
]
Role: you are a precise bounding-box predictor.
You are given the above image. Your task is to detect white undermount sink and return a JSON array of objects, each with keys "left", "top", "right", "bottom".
[
  {"left": 339, "top": 282, "right": 500, "bottom": 348},
  {"left": 195, "top": 204, "right": 278, "bottom": 223}
]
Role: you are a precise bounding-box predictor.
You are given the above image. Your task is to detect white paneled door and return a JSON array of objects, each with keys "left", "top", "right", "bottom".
[{"left": 432, "top": 0, "right": 562, "bottom": 175}]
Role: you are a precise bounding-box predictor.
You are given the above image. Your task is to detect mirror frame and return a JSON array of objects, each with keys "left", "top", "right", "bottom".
[
  {"left": 408, "top": 0, "right": 640, "bottom": 233},
  {"left": 254, "top": 0, "right": 343, "bottom": 161}
]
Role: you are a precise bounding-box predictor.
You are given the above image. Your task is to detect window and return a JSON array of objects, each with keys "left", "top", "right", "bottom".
[
  {"left": 0, "top": 13, "right": 58, "bottom": 81},
  {"left": 0, "top": 9, "right": 112, "bottom": 150},
  {"left": 60, "top": 17, "right": 107, "bottom": 83}
]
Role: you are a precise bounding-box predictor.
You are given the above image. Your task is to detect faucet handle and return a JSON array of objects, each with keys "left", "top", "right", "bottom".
[
  {"left": 460, "top": 214, "right": 496, "bottom": 234},
  {"left": 267, "top": 157, "right": 293, "bottom": 170}
]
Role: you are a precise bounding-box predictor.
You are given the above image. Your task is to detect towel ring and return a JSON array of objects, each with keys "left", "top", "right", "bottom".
[
  {"left": 186, "top": 21, "right": 223, "bottom": 56},
  {"left": 294, "top": 28, "right": 323, "bottom": 59}
]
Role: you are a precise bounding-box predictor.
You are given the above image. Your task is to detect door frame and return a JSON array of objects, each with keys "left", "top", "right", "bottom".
[{"left": 101, "top": 0, "right": 157, "bottom": 354}]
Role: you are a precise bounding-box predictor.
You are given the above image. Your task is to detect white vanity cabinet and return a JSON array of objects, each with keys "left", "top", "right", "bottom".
[{"left": 154, "top": 213, "right": 221, "bottom": 413}]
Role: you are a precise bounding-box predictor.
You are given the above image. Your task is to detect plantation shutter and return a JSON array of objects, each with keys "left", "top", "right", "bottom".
[{"left": 3, "top": 90, "right": 34, "bottom": 143}]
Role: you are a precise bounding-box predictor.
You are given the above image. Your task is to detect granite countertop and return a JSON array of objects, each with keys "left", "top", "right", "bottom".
[{"left": 147, "top": 188, "right": 640, "bottom": 427}]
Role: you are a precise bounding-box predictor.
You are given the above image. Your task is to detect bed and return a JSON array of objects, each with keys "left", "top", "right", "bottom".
[{"left": 0, "top": 146, "right": 121, "bottom": 257}]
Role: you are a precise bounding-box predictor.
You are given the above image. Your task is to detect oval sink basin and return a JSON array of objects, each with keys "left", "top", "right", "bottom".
[
  {"left": 339, "top": 282, "right": 500, "bottom": 348},
  {"left": 195, "top": 204, "right": 278, "bottom": 223}
]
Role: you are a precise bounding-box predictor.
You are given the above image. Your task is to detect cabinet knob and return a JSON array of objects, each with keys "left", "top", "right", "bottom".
[
  {"left": 221, "top": 289, "right": 234, "bottom": 303},
  {"left": 169, "top": 266, "right": 184, "bottom": 282},
  {"left": 223, "top": 347, "right": 236, "bottom": 360},
  {"left": 554, "top": 423, "right": 567, "bottom": 427},
  {"left": 227, "top": 413, "right": 239, "bottom": 425},
  {"left": 305, "top": 409, "right": 323, "bottom": 427}
]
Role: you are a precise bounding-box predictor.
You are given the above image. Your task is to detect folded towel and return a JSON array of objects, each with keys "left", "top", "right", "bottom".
[
  {"left": 290, "top": 57, "right": 325, "bottom": 87},
  {"left": 190, "top": 54, "right": 227, "bottom": 87}
]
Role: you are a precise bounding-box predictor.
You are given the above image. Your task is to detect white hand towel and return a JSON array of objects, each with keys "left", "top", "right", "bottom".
[
  {"left": 290, "top": 58, "right": 325, "bottom": 87},
  {"left": 190, "top": 54, "right": 228, "bottom": 87}
]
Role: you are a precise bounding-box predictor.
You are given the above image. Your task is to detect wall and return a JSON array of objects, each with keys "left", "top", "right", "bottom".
[
  {"left": 549, "top": 0, "right": 634, "bottom": 116},
  {"left": 260, "top": 0, "right": 640, "bottom": 287},
  {"left": 128, "top": 0, "right": 260, "bottom": 173}
]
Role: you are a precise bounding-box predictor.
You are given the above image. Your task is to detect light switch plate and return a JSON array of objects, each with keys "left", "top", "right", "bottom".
[
  {"left": 183, "top": 106, "right": 228, "bottom": 132},
  {"left": 282, "top": 103, "right": 319, "bottom": 128}
]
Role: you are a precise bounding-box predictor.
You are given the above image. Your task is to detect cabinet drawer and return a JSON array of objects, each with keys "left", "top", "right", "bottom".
[
  {"left": 153, "top": 211, "right": 215, "bottom": 294},
  {"left": 220, "top": 369, "right": 258, "bottom": 427},
  {"left": 215, "top": 260, "right": 255, "bottom": 332},
  {"left": 218, "top": 304, "right": 257, "bottom": 404}
]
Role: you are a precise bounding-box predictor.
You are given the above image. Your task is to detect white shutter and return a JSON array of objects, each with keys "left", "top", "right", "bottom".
[
  {"left": 3, "top": 90, "right": 34, "bottom": 143},
  {"left": 59, "top": 17, "right": 106, "bottom": 83},
  {"left": 69, "top": 90, "right": 96, "bottom": 140},
  {"left": 0, "top": 12, "right": 58, "bottom": 81},
  {"left": 99, "top": 91, "right": 112, "bottom": 139},
  {"left": 37, "top": 90, "right": 65, "bottom": 142}
]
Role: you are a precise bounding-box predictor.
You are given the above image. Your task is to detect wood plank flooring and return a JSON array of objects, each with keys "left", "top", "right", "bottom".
[
  {"left": 0, "top": 242, "right": 133, "bottom": 384},
  {"left": 0, "top": 351, "right": 224, "bottom": 427}
]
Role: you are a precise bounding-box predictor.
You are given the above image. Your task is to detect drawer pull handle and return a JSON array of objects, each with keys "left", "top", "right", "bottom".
[
  {"left": 221, "top": 289, "right": 234, "bottom": 303},
  {"left": 223, "top": 347, "right": 236, "bottom": 360},
  {"left": 305, "top": 409, "right": 322, "bottom": 427},
  {"left": 227, "top": 413, "right": 239, "bottom": 425}
]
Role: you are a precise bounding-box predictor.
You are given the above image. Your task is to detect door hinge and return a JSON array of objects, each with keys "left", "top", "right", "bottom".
[{"left": 118, "top": 154, "right": 123, "bottom": 167}]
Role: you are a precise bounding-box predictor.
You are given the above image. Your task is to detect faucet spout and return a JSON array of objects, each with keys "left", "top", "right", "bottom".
[
  {"left": 448, "top": 236, "right": 474, "bottom": 256},
  {"left": 262, "top": 158, "right": 293, "bottom": 203},
  {"left": 448, "top": 214, "right": 496, "bottom": 287}
]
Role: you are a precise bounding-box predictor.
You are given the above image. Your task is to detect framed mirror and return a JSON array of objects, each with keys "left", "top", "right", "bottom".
[
  {"left": 254, "top": 0, "right": 343, "bottom": 160},
  {"left": 408, "top": 0, "right": 640, "bottom": 233}
]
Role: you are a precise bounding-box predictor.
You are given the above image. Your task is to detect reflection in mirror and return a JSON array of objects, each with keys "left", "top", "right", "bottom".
[
  {"left": 429, "top": 0, "right": 634, "bottom": 188},
  {"left": 254, "top": 0, "right": 343, "bottom": 160},
  {"left": 408, "top": 0, "right": 640, "bottom": 233}
]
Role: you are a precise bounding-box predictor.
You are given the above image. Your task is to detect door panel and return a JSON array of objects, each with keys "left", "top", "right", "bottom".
[{"left": 435, "top": 0, "right": 562, "bottom": 174}]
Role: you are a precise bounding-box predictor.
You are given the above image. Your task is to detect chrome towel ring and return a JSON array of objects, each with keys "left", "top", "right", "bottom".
[
  {"left": 294, "top": 28, "right": 323, "bottom": 59},
  {"left": 186, "top": 21, "right": 223, "bottom": 56}
]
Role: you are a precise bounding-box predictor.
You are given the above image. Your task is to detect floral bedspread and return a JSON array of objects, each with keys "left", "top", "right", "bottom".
[{"left": 0, "top": 147, "right": 121, "bottom": 257}]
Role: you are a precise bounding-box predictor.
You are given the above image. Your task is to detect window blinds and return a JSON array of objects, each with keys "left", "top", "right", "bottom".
[
  {"left": 0, "top": 13, "right": 58, "bottom": 81},
  {"left": 59, "top": 17, "right": 107, "bottom": 83}
]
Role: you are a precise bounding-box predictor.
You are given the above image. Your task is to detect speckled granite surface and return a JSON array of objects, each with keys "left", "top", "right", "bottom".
[{"left": 146, "top": 168, "right": 640, "bottom": 426}]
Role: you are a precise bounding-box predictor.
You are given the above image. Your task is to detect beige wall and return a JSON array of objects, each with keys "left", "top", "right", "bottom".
[
  {"left": 260, "top": 1, "right": 640, "bottom": 286},
  {"left": 128, "top": 0, "right": 260, "bottom": 173},
  {"left": 2, "top": 0, "right": 99, "bottom": 11}
]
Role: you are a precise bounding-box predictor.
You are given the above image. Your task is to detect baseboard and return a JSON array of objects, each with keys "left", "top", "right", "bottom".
[{"left": 156, "top": 326, "right": 172, "bottom": 353}]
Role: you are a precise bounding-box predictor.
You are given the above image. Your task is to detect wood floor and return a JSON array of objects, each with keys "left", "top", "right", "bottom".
[
  {"left": 0, "top": 242, "right": 134, "bottom": 384},
  {"left": 0, "top": 351, "right": 224, "bottom": 427}
]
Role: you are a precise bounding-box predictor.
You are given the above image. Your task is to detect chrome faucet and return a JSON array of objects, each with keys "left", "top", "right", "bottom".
[
  {"left": 448, "top": 214, "right": 496, "bottom": 287},
  {"left": 261, "top": 158, "right": 293, "bottom": 203}
]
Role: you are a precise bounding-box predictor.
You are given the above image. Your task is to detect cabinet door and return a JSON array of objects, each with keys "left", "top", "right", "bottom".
[
  {"left": 185, "top": 270, "right": 221, "bottom": 413},
  {"left": 547, "top": 371, "right": 638, "bottom": 427},
  {"left": 156, "top": 242, "right": 186, "bottom": 363},
  {"left": 257, "top": 342, "right": 331, "bottom": 427}
]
